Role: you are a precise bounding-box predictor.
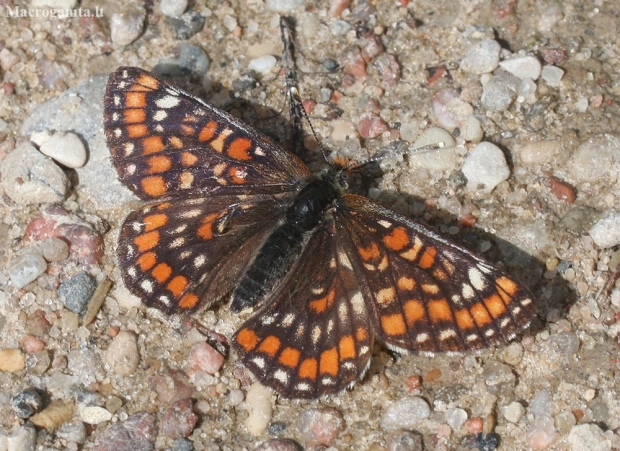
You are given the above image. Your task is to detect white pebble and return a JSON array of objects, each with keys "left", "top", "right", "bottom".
[
  {"left": 105, "top": 331, "right": 140, "bottom": 376},
  {"left": 541, "top": 65, "right": 564, "bottom": 87},
  {"left": 5, "top": 424, "right": 36, "bottom": 451},
  {"left": 7, "top": 249, "right": 47, "bottom": 288},
  {"left": 461, "top": 115, "right": 483, "bottom": 143},
  {"left": 245, "top": 382, "right": 273, "bottom": 436},
  {"left": 568, "top": 134, "right": 620, "bottom": 183},
  {"left": 460, "top": 39, "right": 501, "bottom": 74},
  {"left": 589, "top": 214, "right": 620, "bottom": 248},
  {"left": 248, "top": 55, "right": 277, "bottom": 74},
  {"left": 409, "top": 127, "right": 457, "bottom": 171},
  {"left": 81, "top": 406, "right": 112, "bottom": 425},
  {"left": 110, "top": 5, "right": 146, "bottom": 46},
  {"left": 567, "top": 424, "right": 611, "bottom": 451},
  {"left": 445, "top": 408, "right": 468, "bottom": 431},
  {"left": 160, "top": 0, "right": 187, "bottom": 17},
  {"left": 382, "top": 397, "right": 430, "bottom": 430},
  {"left": 481, "top": 74, "right": 520, "bottom": 111},
  {"left": 518, "top": 140, "right": 561, "bottom": 165},
  {"left": 265, "top": 0, "right": 304, "bottom": 13},
  {"left": 462, "top": 142, "right": 510, "bottom": 194},
  {"left": 39, "top": 131, "right": 87, "bottom": 168},
  {"left": 502, "top": 401, "right": 525, "bottom": 423},
  {"left": 526, "top": 417, "right": 560, "bottom": 450},
  {"left": 330, "top": 120, "right": 358, "bottom": 141},
  {"left": 499, "top": 55, "right": 542, "bottom": 80}
]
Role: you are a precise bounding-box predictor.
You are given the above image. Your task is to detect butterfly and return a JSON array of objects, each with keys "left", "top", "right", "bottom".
[{"left": 104, "top": 66, "right": 536, "bottom": 399}]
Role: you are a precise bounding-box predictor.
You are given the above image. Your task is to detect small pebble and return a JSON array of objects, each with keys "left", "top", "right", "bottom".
[
  {"left": 161, "top": 399, "right": 199, "bottom": 439},
  {"left": 549, "top": 332, "right": 580, "bottom": 356},
  {"left": 105, "top": 330, "right": 140, "bottom": 376},
  {"left": 20, "top": 334, "right": 45, "bottom": 353},
  {"left": 265, "top": 0, "right": 304, "bottom": 13},
  {"left": 589, "top": 214, "right": 620, "bottom": 248},
  {"left": 164, "top": 11, "right": 205, "bottom": 40},
  {"left": 268, "top": 421, "right": 287, "bottom": 437},
  {"left": 229, "top": 389, "right": 245, "bottom": 406},
  {"left": 481, "top": 360, "right": 516, "bottom": 395},
  {"left": 0, "top": 348, "right": 26, "bottom": 373},
  {"left": 526, "top": 417, "right": 559, "bottom": 450},
  {"left": 541, "top": 65, "right": 564, "bottom": 87},
  {"left": 554, "top": 411, "right": 576, "bottom": 435},
  {"left": 38, "top": 131, "right": 87, "bottom": 168},
  {"left": 375, "top": 53, "right": 401, "bottom": 86},
  {"left": 110, "top": 5, "right": 146, "bottom": 46},
  {"left": 248, "top": 55, "right": 278, "bottom": 75},
  {"left": 568, "top": 134, "right": 620, "bottom": 183},
  {"left": 1, "top": 141, "right": 69, "bottom": 205},
  {"left": 330, "top": 120, "right": 358, "bottom": 141},
  {"left": 172, "top": 438, "right": 194, "bottom": 451},
  {"left": 0, "top": 48, "right": 20, "bottom": 71},
  {"left": 460, "top": 39, "right": 501, "bottom": 74},
  {"left": 502, "top": 342, "right": 524, "bottom": 365},
  {"left": 160, "top": 0, "right": 187, "bottom": 17},
  {"left": 502, "top": 401, "right": 525, "bottom": 423},
  {"left": 154, "top": 44, "right": 210, "bottom": 78},
  {"left": 464, "top": 417, "right": 484, "bottom": 434},
  {"left": 462, "top": 142, "right": 510, "bottom": 194},
  {"left": 252, "top": 439, "right": 303, "bottom": 451},
  {"left": 445, "top": 408, "right": 468, "bottom": 431},
  {"left": 56, "top": 421, "right": 88, "bottom": 444},
  {"left": 245, "top": 382, "right": 274, "bottom": 436},
  {"left": 386, "top": 430, "right": 424, "bottom": 451},
  {"left": 81, "top": 406, "right": 112, "bottom": 425},
  {"left": 41, "top": 237, "right": 70, "bottom": 262},
  {"left": 409, "top": 127, "right": 457, "bottom": 171},
  {"left": 499, "top": 55, "right": 542, "bottom": 80},
  {"left": 431, "top": 89, "right": 473, "bottom": 130},
  {"left": 531, "top": 390, "right": 554, "bottom": 418},
  {"left": 30, "top": 399, "right": 75, "bottom": 431},
  {"left": 382, "top": 397, "right": 430, "bottom": 430},
  {"left": 7, "top": 248, "right": 47, "bottom": 288},
  {"left": 461, "top": 115, "right": 483, "bottom": 143},
  {"left": 330, "top": 20, "right": 352, "bottom": 36},
  {"left": 481, "top": 74, "right": 521, "bottom": 111},
  {"left": 187, "top": 341, "right": 224, "bottom": 376},
  {"left": 58, "top": 272, "right": 97, "bottom": 315},
  {"left": 567, "top": 424, "right": 610, "bottom": 451},
  {"left": 298, "top": 407, "right": 345, "bottom": 446},
  {"left": 92, "top": 413, "right": 157, "bottom": 451},
  {"left": 341, "top": 45, "right": 367, "bottom": 80},
  {"left": 4, "top": 425, "right": 36, "bottom": 451},
  {"left": 29, "top": 350, "right": 51, "bottom": 375},
  {"left": 11, "top": 388, "right": 43, "bottom": 418},
  {"left": 545, "top": 173, "right": 576, "bottom": 203},
  {"left": 358, "top": 112, "right": 389, "bottom": 139},
  {"left": 519, "top": 140, "right": 561, "bottom": 165}
]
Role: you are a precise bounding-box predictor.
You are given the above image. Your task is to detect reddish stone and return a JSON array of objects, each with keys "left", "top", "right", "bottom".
[
  {"left": 464, "top": 417, "right": 484, "bottom": 434},
  {"left": 298, "top": 408, "right": 345, "bottom": 446},
  {"left": 544, "top": 172, "right": 576, "bottom": 204},
  {"left": 540, "top": 47, "right": 567, "bottom": 65},
  {"left": 361, "top": 33, "right": 384, "bottom": 62},
  {"left": 358, "top": 112, "right": 389, "bottom": 139},
  {"left": 328, "top": 0, "right": 351, "bottom": 17},
  {"left": 161, "top": 399, "right": 198, "bottom": 439},
  {"left": 341, "top": 46, "right": 366, "bottom": 80},
  {"left": 92, "top": 413, "right": 157, "bottom": 451},
  {"left": 302, "top": 99, "right": 316, "bottom": 114},
  {"left": 20, "top": 334, "right": 45, "bottom": 353},
  {"left": 425, "top": 368, "right": 442, "bottom": 382},
  {"left": 460, "top": 214, "right": 477, "bottom": 227},
  {"left": 374, "top": 53, "right": 400, "bottom": 86},
  {"left": 406, "top": 375, "right": 422, "bottom": 391},
  {"left": 187, "top": 342, "right": 224, "bottom": 376}
]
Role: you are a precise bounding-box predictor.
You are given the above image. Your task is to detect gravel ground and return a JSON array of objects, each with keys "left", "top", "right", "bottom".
[{"left": 1, "top": 0, "right": 620, "bottom": 450}]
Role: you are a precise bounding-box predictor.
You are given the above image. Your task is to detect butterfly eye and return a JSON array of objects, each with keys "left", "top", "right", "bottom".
[{"left": 339, "top": 171, "right": 350, "bottom": 190}]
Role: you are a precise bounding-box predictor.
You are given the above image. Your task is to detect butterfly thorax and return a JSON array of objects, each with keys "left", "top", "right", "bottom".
[{"left": 230, "top": 170, "right": 342, "bottom": 313}]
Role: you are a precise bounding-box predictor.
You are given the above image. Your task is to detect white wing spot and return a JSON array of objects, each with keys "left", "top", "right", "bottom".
[
  {"left": 153, "top": 110, "right": 168, "bottom": 121},
  {"left": 359, "top": 346, "right": 370, "bottom": 355},
  {"left": 173, "top": 224, "right": 188, "bottom": 234},
  {"left": 321, "top": 377, "right": 335, "bottom": 385},
  {"left": 311, "top": 286, "right": 324, "bottom": 295},
  {"left": 500, "top": 318, "right": 511, "bottom": 328},
  {"left": 467, "top": 334, "right": 478, "bottom": 342},
  {"left": 274, "top": 369, "right": 289, "bottom": 384},
  {"left": 338, "top": 302, "right": 348, "bottom": 322},
  {"left": 170, "top": 237, "right": 185, "bottom": 248},
  {"left": 469, "top": 267, "right": 486, "bottom": 290},
  {"left": 124, "top": 142, "right": 135, "bottom": 156},
  {"left": 261, "top": 315, "right": 276, "bottom": 325},
  {"left": 377, "top": 219, "right": 392, "bottom": 228},
  {"left": 158, "top": 295, "right": 171, "bottom": 306},
  {"left": 485, "top": 329, "right": 495, "bottom": 337},
  {"left": 181, "top": 209, "right": 202, "bottom": 218},
  {"left": 127, "top": 267, "right": 137, "bottom": 278},
  {"left": 351, "top": 292, "right": 365, "bottom": 314},
  {"left": 311, "top": 326, "right": 321, "bottom": 344},
  {"left": 462, "top": 284, "right": 475, "bottom": 300},
  {"left": 439, "top": 329, "right": 457, "bottom": 340},
  {"left": 194, "top": 255, "right": 206, "bottom": 267},
  {"left": 296, "top": 383, "right": 311, "bottom": 391},
  {"left": 521, "top": 298, "right": 532, "bottom": 306},
  {"left": 254, "top": 147, "right": 266, "bottom": 156},
  {"left": 327, "top": 319, "right": 334, "bottom": 333},
  {"left": 156, "top": 95, "right": 180, "bottom": 109},
  {"left": 126, "top": 164, "right": 136, "bottom": 175},
  {"left": 338, "top": 251, "right": 353, "bottom": 270},
  {"left": 416, "top": 333, "right": 429, "bottom": 343},
  {"left": 251, "top": 357, "right": 265, "bottom": 369},
  {"left": 512, "top": 306, "right": 522, "bottom": 315},
  {"left": 114, "top": 128, "right": 122, "bottom": 137},
  {"left": 376, "top": 287, "right": 395, "bottom": 304},
  {"left": 140, "top": 280, "right": 154, "bottom": 294},
  {"left": 281, "top": 313, "right": 295, "bottom": 327}
]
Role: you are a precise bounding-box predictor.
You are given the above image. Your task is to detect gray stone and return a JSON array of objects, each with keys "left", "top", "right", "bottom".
[
  {"left": 460, "top": 39, "right": 501, "bottom": 74},
  {"left": 110, "top": 5, "right": 146, "bottom": 46},
  {"left": 58, "top": 272, "right": 97, "bottom": 315},
  {"left": 382, "top": 397, "right": 430, "bottom": 430},
  {"left": 481, "top": 74, "right": 521, "bottom": 111},
  {"left": 7, "top": 249, "right": 48, "bottom": 288}
]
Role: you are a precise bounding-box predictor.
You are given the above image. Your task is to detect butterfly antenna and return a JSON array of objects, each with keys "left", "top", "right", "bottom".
[
  {"left": 280, "top": 16, "right": 329, "bottom": 164},
  {"left": 345, "top": 140, "right": 446, "bottom": 171}
]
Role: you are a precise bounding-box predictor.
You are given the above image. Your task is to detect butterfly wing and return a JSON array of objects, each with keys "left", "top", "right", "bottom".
[
  {"left": 335, "top": 194, "right": 536, "bottom": 353},
  {"left": 233, "top": 223, "right": 374, "bottom": 399},
  {"left": 104, "top": 67, "right": 311, "bottom": 201}
]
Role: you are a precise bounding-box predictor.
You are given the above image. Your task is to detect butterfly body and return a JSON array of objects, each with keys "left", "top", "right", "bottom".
[{"left": 105, "top": 67, "right": 536, "bottom": 399}]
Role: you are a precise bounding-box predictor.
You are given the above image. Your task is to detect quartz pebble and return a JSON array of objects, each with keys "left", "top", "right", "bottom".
[
  {"left": 382, "top": 397, "right": 431, "bottom": 430},
  {"left": 431, "top": 89, "right": 473, "bottom": 130},
  {"left": 92, "top": 412, "right": 158, "bottom": 451},
  {"left": 502, "top": 401, "right": 525, "bottom": 423},
  {"left": 110, "top": 5, "right": 146, "bottom": 46},
  {"left": 298, "top": 407, "right": 345, "bottom": 446},
  {"left": 445, "top": 408, "right": 468, "bottom": 431},
  {"left": 38, "top": 131, "right": 87, "bottom": 168},
  {"left": 7, "top": 249, "right": 47, "bottom": 288},
  {"left": 164, "top": 11, "right": 205, "bottom": 40},
  {"left": 461, "top": 115, "right": 484, "bottom": 143},
  {"left": 171, "top": 438, "right": 194, "bottom": 451},
  {"left": 541, "top": 65, "right": 564, "bottom": 87},
  {"left": 358, "top": 112, "right": 389, "bottom": 139},
  {"left": 56, "top": 421, "right": 88, "bottom": 444},
  {"left": 502, "top": 342, "right": 524, "bottom": 365},
  {"left": 499, "top": 55, "right": 542, "bottom": 80},
  {"left": 462, "top": 142, "right": 510, "bottom": 193},
  {"left": 248, "top": 55, "right": 278, "bottom": 75},
  {"left": 531, "top": 390, "right": 554, "bottom": 418},
  {"left": 526, "top": 417, "right": 559, "bottom": 450},
  {"left": 161, "top": 399, "right": 198, "bottom": 439},
  {"left": 4, "top": 425, "right": 36, "bottom": 451},
  {"left": 154, "top": 44, "right": 210, "bottom": 78},
  {"left": 386, "top": 429, "right": 424, "bottom": 451},
  {"left": 59, "top": 272, "right": 97, "bottom": 315},
  {"left": 1, "top": 141, "right": 69, "bottom": 205},
  {"left": 252, "top": 439, "right": 303, "bottom": 451},
  {"left": 519, "top": 140, "right": 561, "bottom": 165},
  {"left": 30, "top": 399, "right": 75, "bottom": 431},
  {"left": 0, "top": 348, "right": 26, "bottom": 372},
  {"left": 160, "top": 0, "right": 187, "bottom": 17},
  {"left": 245, "top": 382, "right": 274, "bottom": 435},
  {"left": 481, "top": 74, "right": 521, "bottom": 111},
  {"left": 81, "top": 406, "right": 112, "bottom": 425},
  {"left": 460, "top": 39, "right": 501, "bottom": 74},
  {"left": 589, "top": 214, "right": 620, "bottom": 248},
  {"left": 41, "top": 237, "right": 70, "bottom": 261},
  {"left": 409, "top": 127, "right": 457, "bottom": 171},
  {"left": 105, "top": 331, "right": 140, "bottom": 376},
  {"left": 187, "top": 342, "right": 224, "bottom": 376},
  {"left": 265, "top": 0, "right": 304, "bottom": 13},
  {"left": 567, "top": 424, "right": 611, "bottom": 451},
  {"left": 568, "top": 134, "right": 620, "bottom": 183},
  {"left": 11, "top": 388, "right": 43, "bottom": 418}
]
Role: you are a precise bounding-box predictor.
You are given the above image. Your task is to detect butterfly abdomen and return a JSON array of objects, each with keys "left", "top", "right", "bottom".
[{"left": 230, "top": 175, "right": 340, "bottom": 312}]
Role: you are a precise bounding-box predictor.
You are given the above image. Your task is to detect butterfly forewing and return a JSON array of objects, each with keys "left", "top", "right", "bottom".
[
  {"left": 104, "top": 67, "right": 311, "bottom": 201},
  {"left": 233, "top": 224, "right": 374, "bottom": 399},
  {"left": 336, "top": 194, "right": 536, "bottom": 354}
]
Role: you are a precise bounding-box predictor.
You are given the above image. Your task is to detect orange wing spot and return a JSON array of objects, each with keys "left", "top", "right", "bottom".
[
  {"left": 181, "top": 152, "right": 198, "bottom": 166},
  {"left": 299, "top": 358, "right": 318, "bottom": 380},
  {"left": 236, "top": 328, "right": 259, "bottom": 352},
  {"left": 319, "top": 348, "right": 339, "bottom": 376},
  {"left": 419, "top": 246, "right": 437, "bottom": 269},
  {"left": 147, "top": 155, "right": 172, "bottom": 174},
  {"left": 142, "top": 136, "right": 166, "bottom": 155},
  {"left": 278, "top": 347, "right": 301, "bottom": 369},
  {"left": 151, "top": 263, "right": 172, "bottom": 283},
  {"left": 428, "top": 299, "right": 453, "bottom": 322},
  {"left": 484, "top": 294, "right": 507, "bottom": 317},
  {"left": 309, "top": 289, "right": 335, "bottom": 314},
  {"left": 470, "top": 303, "right": 492, "bottom": 326},
  {"left": 136, "top": 74, "right": 159, "bottom": 90},
  {"left": 228, "top": 166, "right": 246, "bottom": 184},
  {"left": 258, "top": 336, "right": 281, "bottom": 357},
  {"left": 144, "top": 213, "right": 168, "bottom": 231},
  {"left": 169, "top": 136, "right": 183, "bottom": 148},
  {"left": 227, "top": 137, "right": 253, "bottom": 160},
  {"left": 356, "top": 326, "right": 368, "bottom": 341},
  {"left": 383, "top": 226, "right": 409, "bottom": 251},
  {"left": 137, "top": 252, "right": 157, "bottom": 271},
  {"left": 167, "top": 275, "right": 188, "bottom": 298},
  {"left": 127, "top": 124, "right": 148, "bottom": 138},
  {"left": 181, "top": 124, "right": 195, "bottom": 135},
  {"left": 381, "top": 313, "right": 406, "bottom": 336},
  {"left": 156, "top": 202, "right": 171, "bottom": 210},
  {"left": 210, "top": 128, "right": 232, "bottom": 153},
  {"left": 124, "top": 108, "right": 146, "bottom": 123},
  {"left": 126, "top": 92, "right": 147, "bottom": 108},
  {"left": 496, "top": 276, "right": 517, "bottom": 296},
  {"left": 179, "top": 293, "right": 199, "bottom": 309},
  {"left": 433, "top": 268, "right": 447, "bottom": 281},
  {"left": 141, "top": 176, "right": 167, "bottom": 197},
  {"left": 455, "top": 308, "right": 475, "bottom": 330},
  {"left": 398, "top": 276, "right": 416, "bottom": 291},
  {"left": 198, "top": 121, "right": 218, "bottom": 141},
  {"left": 358, "top": 242, "right": 380, "bottom": 261},
  {"left": 197, "top": 213, "right": 220, "bottom": 240},
  {"left": 339, "top": 335, "right": 356, "bottom": 360},
  {"left": 134, "top": 231, "right": 160, "bottom": 252},
  {"left": 403, "top": 299, "right": 425, "bottom": 325}
]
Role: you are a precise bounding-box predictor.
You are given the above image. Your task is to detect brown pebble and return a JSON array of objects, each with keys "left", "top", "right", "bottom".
[
  {"left": 30, "top": 399, "right": 75, "bottom": 431},
  {"left": 187, "top": 342, "right": 224, "bottom": 376},
  {"left": 464, "top": 417, "right": 484, "bottom": 434},
  {"left": 0, "top": 348, "right": 26, "bottom": 372},
  {"left": 161, "top": 398, "right": 198, "bottom": 439},
  {"left": 544, "top": 172, "right": 576, "bottom": 203},
  {"left": 572, "top": 409, "right": 584, "bottom": 422},
  {"left": 461, "top": 214, "right": 477, "bottom": 227},
  {"left": 20, "top": 334, "right": 45, "bottom": 353},
  {"left": 328, "top": 0, "right": 351, "bottom": 17},
  {"left": 406, "top": 375, "right": 422, "bottom": 391},
  {"left": 298, "top": 407, "right": 345, "bottom": 446},
  {"left": 341, "top": 46, "right": 366, "bottom": 80},
  {"left": 425, "top": 368, "right": 442, "bottom": 382}
]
